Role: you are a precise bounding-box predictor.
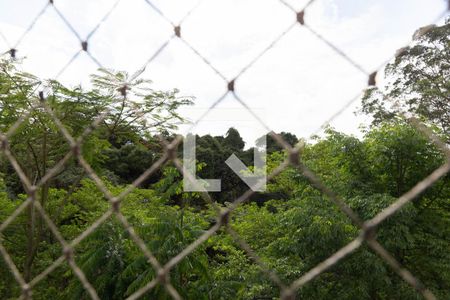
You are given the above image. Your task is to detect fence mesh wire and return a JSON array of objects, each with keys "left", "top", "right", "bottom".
[{"left": 0, "top": 0, "right": 449, "bottom": 299}]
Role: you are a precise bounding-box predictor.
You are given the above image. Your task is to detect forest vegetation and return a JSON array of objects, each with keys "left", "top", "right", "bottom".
[{"left": 0, "top": 20, "right": 448, "bottom": 300}]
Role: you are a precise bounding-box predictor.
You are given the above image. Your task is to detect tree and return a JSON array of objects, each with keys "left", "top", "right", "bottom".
[
  {"left": 191, "top": 129, "right": 252, "bottom": 203},
  {"left": 361, "top": 20, "right": 450, "bottom": 136},
  {"left": 223, "top": 128, "right": 245, "bottom": 151},
  {"left": 363, "top": 119, "right": 446, "bottom": 197},
  {"left": 90, "top": 69, "right": 193, "bottom": 146},
  {"left": 0, "top": 58, "right": 193, "bottom": 283},
  {"left": 256, "top": 132, "right": 299, "bottom": 154},
  {"left": 62, "top": 184, "right": 211, "bottom": 300}
]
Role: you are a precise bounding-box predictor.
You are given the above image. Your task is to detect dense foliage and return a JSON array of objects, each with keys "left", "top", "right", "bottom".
[
  {"left": 362, "top": 19, "right": 449, "bottom": 136},
  {"left": 0, "top": 22, "right": 449, "bottom": 300}
]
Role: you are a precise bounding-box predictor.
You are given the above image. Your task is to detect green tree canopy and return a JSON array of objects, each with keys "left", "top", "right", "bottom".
[{"left": 361, "top": 20, "right": 450, "bottom": 135}]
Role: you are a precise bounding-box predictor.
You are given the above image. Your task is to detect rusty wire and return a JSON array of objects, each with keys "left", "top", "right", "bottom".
[{"left": 0, "top": 0, "right": 449, "bottom": 299}]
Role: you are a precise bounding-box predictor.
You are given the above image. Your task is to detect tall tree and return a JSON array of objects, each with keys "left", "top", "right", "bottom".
[
  {"left": 361, "top": 20, "right": 450, "bottom": 136},
  {"left": 0, "top": 59, "right": 193, "bottom": 282}
]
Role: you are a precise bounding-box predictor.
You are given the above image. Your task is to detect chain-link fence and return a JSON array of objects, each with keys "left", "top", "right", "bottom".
[{"left": 0, "top": 0, "right": 449, "bottom": 299}]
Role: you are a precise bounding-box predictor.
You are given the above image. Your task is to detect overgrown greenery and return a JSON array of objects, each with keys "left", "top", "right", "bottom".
[
  {"left": 0, "top": 22, "right": 449, "bottom": 300},
  {"left": 362, "top": 20, "right": 449, "bottom": 135}
]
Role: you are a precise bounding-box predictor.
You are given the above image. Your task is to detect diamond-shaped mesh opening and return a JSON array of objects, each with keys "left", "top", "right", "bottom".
[
  {"left": 15, "top": 6, "right": 81, "bottom": 79},
  {"left": 236, "top": 25, "right": 368, "bottom": 136},
  {"left": 56, "top": 51, "right": 100, "bottom": 88},
  {"left": 87, "top": 0, "right": 173, "bottom": 73},
  {"left": 50, "top": 0, "right": 120, "bottom": 40},
  {"left": 139, "top": 37, "right": 227, "bottom": 110},
  {"left": 181, "top": 0, "right": 295, "bottom": 79}
]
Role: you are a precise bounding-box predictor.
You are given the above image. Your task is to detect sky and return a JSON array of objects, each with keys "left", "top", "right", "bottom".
[{"left": 0, "top": 0, "right": 448, "bottom": 147}]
